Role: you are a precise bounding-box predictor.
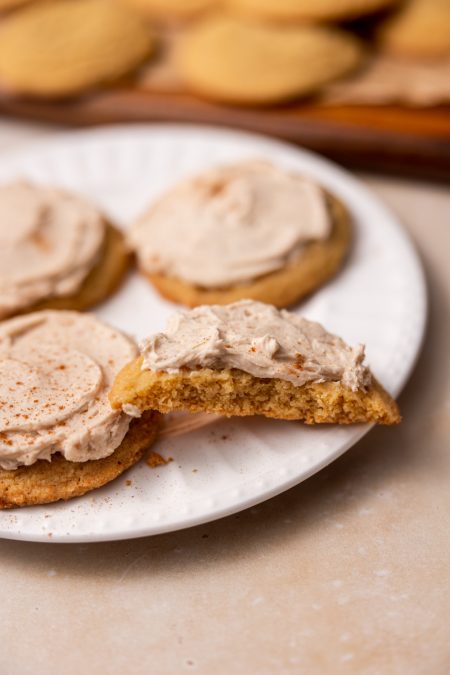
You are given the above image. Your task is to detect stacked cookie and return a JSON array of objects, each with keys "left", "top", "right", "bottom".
[
  {"left": 0, "top": 0, "right": 447, "bottom": 105},
  {"left": 0, "top": 160, "right": 401, "bottom": 509}
]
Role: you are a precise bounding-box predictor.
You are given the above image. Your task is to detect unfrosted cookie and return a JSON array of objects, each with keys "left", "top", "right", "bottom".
[
  {"left": 110, "top": 300, "right": 401, "bottom": 425},
  {"left": 378, "top": 0, "right": 450, "bottom": 59},
  {"left": 177, "top": 15, "right": 364, "bottom": 105},
  {"left": 0, "top": 182, "right": 129, "bottom": 319},
  {"left": 226, "top": 0, "right": 399, "bottom": 23},
  {"left": 129, "top": 161, "right": 352, "bottom": 308},
  {"left": 121, "top": 0, "right": 217, "bottom": 21},
  {"left": 0, "top": 311, "right": 161, "bottom": 508},
  {"left": 0, "top": 0, "right": 155, "bottom": 97}
]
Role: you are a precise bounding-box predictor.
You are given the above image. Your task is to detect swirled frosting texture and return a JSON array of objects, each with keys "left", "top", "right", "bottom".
[
  {"left": 0, "top": 182, "right": 105, "bottom": 318},
  {"left": 141, "top": 300, "right": 371, "bottom": 391},
  {"left": 0, "top": 311, "right": 137, "bottom": 470},
  {"left": 129, "top": 161, "right": 331, "bottom": 288}
]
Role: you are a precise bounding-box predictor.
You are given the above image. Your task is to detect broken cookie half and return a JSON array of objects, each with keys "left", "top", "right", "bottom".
[{"left": 110, "top": 300, "right": 401, "bottom": 425}]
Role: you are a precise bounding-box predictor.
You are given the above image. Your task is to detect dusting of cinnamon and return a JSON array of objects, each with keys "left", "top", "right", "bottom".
[
  {"left": 293, "top": 353, "right": 305, "bottom": 370},
  {"left": 30, "top": 230, "right": 50, "bottom": 251},
  {"left": 203, "top": 178, "right": 226, "bottom": 198}
]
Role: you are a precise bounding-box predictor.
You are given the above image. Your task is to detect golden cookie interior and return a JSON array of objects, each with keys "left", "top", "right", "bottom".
[{"left": 110, "top": 300, "right": 401, "bottom": 425}]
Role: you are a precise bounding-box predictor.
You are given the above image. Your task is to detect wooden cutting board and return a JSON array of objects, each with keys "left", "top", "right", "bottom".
[{"left": 0, "top": 87, "right": 449, "bottom": 181}]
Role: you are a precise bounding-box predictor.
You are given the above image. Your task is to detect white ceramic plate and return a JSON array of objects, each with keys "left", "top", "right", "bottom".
[{"left": 0, "top": 125, "right": 426, "bottom": 543}]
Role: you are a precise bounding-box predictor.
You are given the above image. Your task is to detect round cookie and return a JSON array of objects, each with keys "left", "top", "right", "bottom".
[
  {"left": 0, "top": 0, "right": 155, "bottom": 97},
  {"left": 0, "top": 310, "right": 163, "bottom": 508},
  {"left": 226, "top": 0, "right": 399, "bottom": 23},
  {"left": 0, "top": 410, "right": 161, "bottom": 509},
  {"left": 149, "top": 195, "right": 351, "bottom": 308},
  {"left": 0, "top": 182, "right": 130, "bottom": 319},
  {"left": 378, "top": 0, "right": 450, "bottom": 59},
  {"left": 23, "top": 221, "right": 130, "bottom": 316},
  {"left": 121, "top": 0, "right": 217, "bottom": 21},
  {"left": 177, "top": 15, "right": 364, "bottom": 105}
]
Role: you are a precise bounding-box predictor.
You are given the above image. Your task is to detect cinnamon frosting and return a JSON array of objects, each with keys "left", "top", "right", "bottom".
[
  {"left": 0, "top": 311, "right": 138, "bottom": 470},
  {"left": 129, "top": 161, "right": 332, "bottom": 288},
  {"left": 141, "top": 300, "right": 371, "bottom": 391},
  {"left": 0, "top": 182, "right": 106, "bottom": 318}
]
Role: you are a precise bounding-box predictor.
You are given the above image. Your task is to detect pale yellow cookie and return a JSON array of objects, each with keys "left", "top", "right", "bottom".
[
  {"left": 110, "top": 357, "right": 400, "bottom": 425},
  {"left": 121, "top": 0, "right": 218, "bottom": 21},
  {"left": 177, "top": 15, "right": 364, "bottom": 105},
  {"left": 147, "top": 194, "right": 351, "bottom": 309},
  {"left": 378, "top": 0, "right": 450, "bottom": 59},
  {"left": 226, "top": 0, "right": 399, "bottom": 23},
  {"left": 0, "top": 410, "right": 161, "bottom": 509},
  {"left": 0, "top": 0, "right": 155, "bottom": 97}
]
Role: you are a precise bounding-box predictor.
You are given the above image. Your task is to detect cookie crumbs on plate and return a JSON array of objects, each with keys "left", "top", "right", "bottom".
[{"left": 146, "top": 451, "right": 173, "bottom": 469}]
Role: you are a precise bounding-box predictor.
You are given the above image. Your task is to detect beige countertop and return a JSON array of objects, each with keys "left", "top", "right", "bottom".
[{"left": 0, "top": 122, "right": 449, "bottom": 675}]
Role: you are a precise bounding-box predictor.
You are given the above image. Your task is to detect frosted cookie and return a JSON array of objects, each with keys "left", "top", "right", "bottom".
[
  {"left": 129, "top": 161, "right": 352, "bottom": 308},
  {"left": 0, "top": 311, "right": 161, "bottom": 508},
  {"left": 378, "top": 0, "right": 450, "bottom": 59},
  {"left": 0, "top": 0, "right": 155, "bottom": 97},
  {"left": 226, "top": 0, "right": 399, "bottom": 23},
  {"left": 110, "top": 300, "right": 401, "bottom": 425},
  {"left": 0, "top": 182, "right": 129, "bottom": 319},
  {"left": 177, "top": 16, "right": 364, "bottom": 105},
  {"left": 122, "top": 0, "right": 217, "bottom": 21}
]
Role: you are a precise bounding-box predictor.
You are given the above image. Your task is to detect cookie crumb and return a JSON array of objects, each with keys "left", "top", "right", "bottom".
[{"left": 146, "top": 451, "right": 173, "bottom": 469}]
